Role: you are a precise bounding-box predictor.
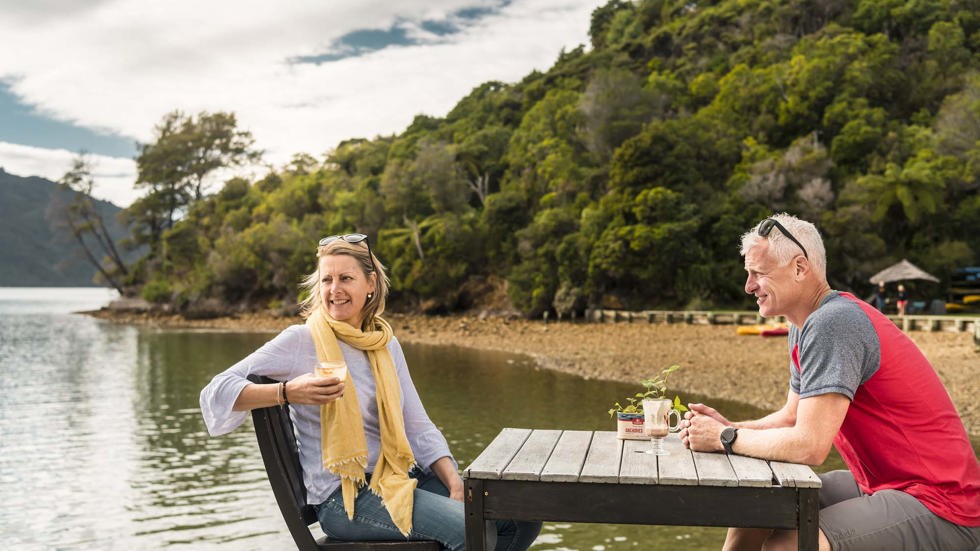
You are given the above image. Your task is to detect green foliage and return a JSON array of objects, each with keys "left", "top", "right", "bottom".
[
  {"left": 141, "top": 279, "right": 172, "bottom": 303},
  {"left": 113, "top": 0, "right": 980, "bottom": 315},
  {"left": 126, "top": 110, "right": 260, "bottom": 267},
  {"left": 608, "top": 364, "right": 688, "bottom": 416}
]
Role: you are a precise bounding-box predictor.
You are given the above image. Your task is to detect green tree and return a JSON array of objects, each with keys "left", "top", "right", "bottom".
[
  {"left": 586, "top": 187, "right": 703, "bottom": 308},
  {"left": 131, "top": 110, "right": 261, "bottom": 250},
  {"left": 579, "top": 67, "right": 661, "bottom": 162}
]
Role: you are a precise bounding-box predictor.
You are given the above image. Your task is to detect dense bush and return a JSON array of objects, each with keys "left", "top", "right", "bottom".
[{"left": 115, "top": 0, "right": 980, "bottom": 316}]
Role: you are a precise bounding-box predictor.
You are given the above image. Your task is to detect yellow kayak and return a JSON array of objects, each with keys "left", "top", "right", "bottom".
[{"left": 737, "top": 323, "right": 789, "bottom": 336}]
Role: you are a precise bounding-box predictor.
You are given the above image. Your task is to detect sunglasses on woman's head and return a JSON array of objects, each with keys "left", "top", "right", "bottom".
[
  {"left": 318, "top": 233, "right": 377, "bottom": 273},
  {"left": 757, "top": 218, "right": 809, "bottom": 259}
]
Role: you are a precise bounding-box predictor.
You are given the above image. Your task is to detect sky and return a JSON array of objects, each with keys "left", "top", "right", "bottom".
[{"left": 0, "top": 0, "right": 604, "bottom": 207}]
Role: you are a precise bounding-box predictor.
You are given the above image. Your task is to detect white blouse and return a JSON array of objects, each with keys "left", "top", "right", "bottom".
[{"left": 199, "top": 324, "right": 455, "bottom": 504}]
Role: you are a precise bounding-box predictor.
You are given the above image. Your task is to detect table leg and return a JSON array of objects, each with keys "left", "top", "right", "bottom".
[
  {"left": 798, "top": 488, "right": 820, "bottom": 551},
  {"left": 465, "top": 478, "right": 487, "bottom": 551}
]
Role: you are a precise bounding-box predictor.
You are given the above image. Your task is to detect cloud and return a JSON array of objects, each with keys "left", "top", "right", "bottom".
[
  {"left": 0, "top": 0, "right": 601, "bottom": 205},
  {"left": 0, "top": 141, "right": 138, "bottom": 206}
]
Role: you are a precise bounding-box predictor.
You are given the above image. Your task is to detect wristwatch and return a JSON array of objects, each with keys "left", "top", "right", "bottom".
[{"left": 720, "top": 427, "right": 738, "bottom": 454}]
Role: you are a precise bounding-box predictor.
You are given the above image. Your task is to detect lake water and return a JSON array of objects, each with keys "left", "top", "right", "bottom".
[{"left": 0, "top": 288, "right": 842, "bottom": 550}]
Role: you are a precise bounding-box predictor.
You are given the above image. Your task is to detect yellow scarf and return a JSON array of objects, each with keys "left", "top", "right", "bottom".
[{"left": 307, "top": 309, "right": 417, "bottom": 536}]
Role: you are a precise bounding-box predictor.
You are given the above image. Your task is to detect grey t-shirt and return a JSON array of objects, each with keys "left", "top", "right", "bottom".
[{"left": 788, "top": 291, "right": 881, "bottom": 400}]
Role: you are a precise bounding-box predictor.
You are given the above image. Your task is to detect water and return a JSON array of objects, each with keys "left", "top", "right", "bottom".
[{"left": 1, "top": 287, "right": 924, "bottom": 550}]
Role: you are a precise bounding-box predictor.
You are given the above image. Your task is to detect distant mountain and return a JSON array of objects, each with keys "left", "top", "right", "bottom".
[{"left": 0, "top": 167, "right": 130, "bottom": 286}]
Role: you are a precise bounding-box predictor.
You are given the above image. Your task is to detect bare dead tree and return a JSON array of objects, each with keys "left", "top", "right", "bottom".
[
  {"left": 53, "top": 154, "right": 130, "bottom": 293},
  {"left": 466, "top": 172, "right": 490, "bottom": 206}
]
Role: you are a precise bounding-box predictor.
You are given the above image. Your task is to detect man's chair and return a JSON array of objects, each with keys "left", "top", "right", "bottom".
[{"left": 248, "top": 375, "right": 440, "bottom": 550}]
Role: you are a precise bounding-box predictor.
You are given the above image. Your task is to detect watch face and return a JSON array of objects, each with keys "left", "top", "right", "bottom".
[{"left": 721, "top": 427, "right": 735, "bottom": 444}]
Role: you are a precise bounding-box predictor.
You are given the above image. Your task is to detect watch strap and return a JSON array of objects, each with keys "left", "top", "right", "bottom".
[{"left": 721, "top": 427, "right": 738, "bottom": 454}]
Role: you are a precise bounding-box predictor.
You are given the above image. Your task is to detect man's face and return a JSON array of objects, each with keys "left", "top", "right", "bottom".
[{"left": 744, "top": 241, "right": 798, "bottom": 318}]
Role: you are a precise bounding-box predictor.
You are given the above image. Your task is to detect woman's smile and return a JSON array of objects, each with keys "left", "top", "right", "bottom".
[{"left": 319, "top": 254, "right": 374, "bottom": 328}]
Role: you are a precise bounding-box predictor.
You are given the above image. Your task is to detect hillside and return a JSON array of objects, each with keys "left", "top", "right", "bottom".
[
  {"left": 0, "top": 167, "right": 128, "bottom": 286},
  {"left": 31, "top": 0, "right": 980, "bottom": 314}
]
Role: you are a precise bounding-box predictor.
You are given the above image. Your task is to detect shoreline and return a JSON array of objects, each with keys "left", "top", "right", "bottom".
[{"left": 84, "top": 308, "right": 979, "bottom": 437}]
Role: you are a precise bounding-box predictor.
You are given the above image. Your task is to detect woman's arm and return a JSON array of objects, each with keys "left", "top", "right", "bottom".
[
  {"left": 200, "top": 326, "right": 303, "bottom": 435},
  {"left": 232, "top": 374, "right": 346, "bottom": 411},
  {"left": 232, "top": 380, "right": 287, "bottom": 411},
  {"left": 430, "top": 456, "right": 464, "bottom": 502}
]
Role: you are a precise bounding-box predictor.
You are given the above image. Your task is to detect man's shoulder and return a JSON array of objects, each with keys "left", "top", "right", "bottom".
[
  {"left": 813, "top": 292, "right": 865, "bottom": 319},
  {"left": 803, "top": 292, "right": 875, "bottom": 338}
]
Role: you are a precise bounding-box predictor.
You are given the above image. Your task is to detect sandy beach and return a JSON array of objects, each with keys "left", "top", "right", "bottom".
[{"left": 86, "top": 308, "right": 979, "bottom": 437}]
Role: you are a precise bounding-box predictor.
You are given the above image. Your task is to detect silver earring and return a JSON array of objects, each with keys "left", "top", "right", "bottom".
[{"left": 367, "top": 293, "right": 373, "bottom": 300}]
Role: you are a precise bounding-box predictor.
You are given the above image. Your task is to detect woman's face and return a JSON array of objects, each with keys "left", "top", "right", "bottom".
[{"left": 318, "top": 253, "right": 375, "bottom": 328}]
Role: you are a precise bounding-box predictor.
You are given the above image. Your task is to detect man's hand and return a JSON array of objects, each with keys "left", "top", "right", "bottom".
[
  {"left": 680, "top": 409, "right": 727, "bottom": 452},
  {"left": 686, "top": 403, "right": 730, "bottom": 425}
]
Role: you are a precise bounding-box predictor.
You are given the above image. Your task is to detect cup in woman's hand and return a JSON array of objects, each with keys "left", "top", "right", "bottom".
[{"left": 316, "top": 360, "right": 348, "bottom": 382}]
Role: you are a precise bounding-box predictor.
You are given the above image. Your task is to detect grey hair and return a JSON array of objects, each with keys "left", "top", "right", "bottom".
[
  {"left": 739, "top": 213, "right": 827, "bottom": 279},
  {"left": 298, "top": 238, "right": 389, "bottom": 330}
]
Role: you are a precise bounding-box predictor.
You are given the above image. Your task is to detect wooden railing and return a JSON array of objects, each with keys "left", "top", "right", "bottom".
[{"left": 581, "top": 308, "right": 980, "bottom": 334}]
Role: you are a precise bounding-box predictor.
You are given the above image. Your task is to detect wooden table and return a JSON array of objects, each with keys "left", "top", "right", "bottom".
[{"left": 464, "top": 428, "right": 822, "bottom": 550}]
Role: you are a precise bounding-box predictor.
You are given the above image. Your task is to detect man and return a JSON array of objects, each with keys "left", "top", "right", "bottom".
[
  {"left": 680, "top": 213, "right": 980, "bottom": 551},
  {"left": 873, "top": 281, "right": 886, "bottom": 312}
]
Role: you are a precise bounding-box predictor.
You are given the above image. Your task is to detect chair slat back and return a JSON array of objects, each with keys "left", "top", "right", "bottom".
[
  {"left": 247, "top": 374, "right": 442, "bottom": 551},
  {"left": 249, "top": 374, "right": 322, "bottom": 549}
]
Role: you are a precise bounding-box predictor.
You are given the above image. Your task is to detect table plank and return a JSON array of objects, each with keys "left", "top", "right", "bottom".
[
  {"left": 579, "top": 431, "right": 622, "bottom": 483},
  {"left": 465, "top": 427, "right": 531, "bottom": 480},
  {"left": 465, "top": 429, "right": 820, "bottom": 551},
  {"left": 657, "top": 435, "right": 698, "bottom": 486},
  {"left": 619, "top": 438, "right": 659, "bottom": 484},
  {"left": 770, "top": 461, "right": 823, "bottom": 488},
  {"left": 502, "top": 429, "right": 563, "bottom": 481},
  {"left": 540, "top": 430, "right": 592, "bottom": 482},
  {"left": 728, "top": 454, "right": 775, "bottom": 487},
  {"left": 692, "top": 451, "right": 738, "bottom": 486}
]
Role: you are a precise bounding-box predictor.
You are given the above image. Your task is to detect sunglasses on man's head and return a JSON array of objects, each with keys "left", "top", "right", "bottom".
[
  {"left": 318, "top": 233, "right": 377, "bottom": 273},
  {"left": 757, "top": 218, "right": 809, "bottom": 259}
]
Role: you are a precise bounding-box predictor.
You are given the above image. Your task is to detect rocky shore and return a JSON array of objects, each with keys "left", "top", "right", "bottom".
[{"left": 85, "top": 308, "right": 979, "bottom": 437}]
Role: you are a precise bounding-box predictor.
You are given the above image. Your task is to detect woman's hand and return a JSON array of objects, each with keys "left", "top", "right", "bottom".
[
  {"left": 286, "top": 372, "right": 345, "bottom": 405},
  {"left": 446, "top": 474, "right": 465, "bottom": 502}
]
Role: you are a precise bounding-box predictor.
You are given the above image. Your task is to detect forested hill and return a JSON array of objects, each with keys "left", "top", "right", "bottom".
[
  {"left": 111, "top": 0, "right": 980, "bottom": 316},
  {"left": 0, "top": 168, "right": 126, "bottom": 286}
]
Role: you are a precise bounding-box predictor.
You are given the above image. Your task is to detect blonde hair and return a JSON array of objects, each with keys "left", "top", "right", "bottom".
[
  {"left": 739, "top": 213, "right": 827, "bottom": 280},
  {"left": 299, "top": 238, "right": 389, "bottom": 330}
]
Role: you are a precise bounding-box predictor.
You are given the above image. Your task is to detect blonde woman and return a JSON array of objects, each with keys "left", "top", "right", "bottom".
[{"left": 201, "top": 233, "right": 540, "bottom": 550}]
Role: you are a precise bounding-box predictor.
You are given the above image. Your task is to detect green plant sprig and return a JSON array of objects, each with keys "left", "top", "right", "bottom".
[{"left": 608, "top": 364, "right": 688, "bottom": 417}]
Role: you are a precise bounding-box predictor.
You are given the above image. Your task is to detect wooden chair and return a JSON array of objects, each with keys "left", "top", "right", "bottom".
[{"left": 248, "top": 375, "right": 440, "bottom": 550}]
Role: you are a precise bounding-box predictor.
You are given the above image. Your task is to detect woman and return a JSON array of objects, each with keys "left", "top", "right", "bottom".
[{"left": 200, "top": 234, "right": 540, "bottom": 550}]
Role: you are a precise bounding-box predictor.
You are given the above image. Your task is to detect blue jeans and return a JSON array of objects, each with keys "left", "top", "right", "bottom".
[{"left": 315, "top": 470, "right": 541, "bottom": 551}]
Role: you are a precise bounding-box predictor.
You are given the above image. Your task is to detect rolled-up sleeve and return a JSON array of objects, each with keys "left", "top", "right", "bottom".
[
  {"left": 388, "top": 338, "right": 456, "bottom": 471},
  {"left": 199, "top": 325, "right": 303, "bottom": 436}
]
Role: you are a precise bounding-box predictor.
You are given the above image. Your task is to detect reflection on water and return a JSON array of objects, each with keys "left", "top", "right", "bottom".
[
  {"left": 3, "top": 290, "right": 970, "bottom": 550},
  {"left": 0, "top": 293, "right": 800, "bottom": 551},
  {"left": 0, "top": 289, "right": 290, "bottom": 549}
]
